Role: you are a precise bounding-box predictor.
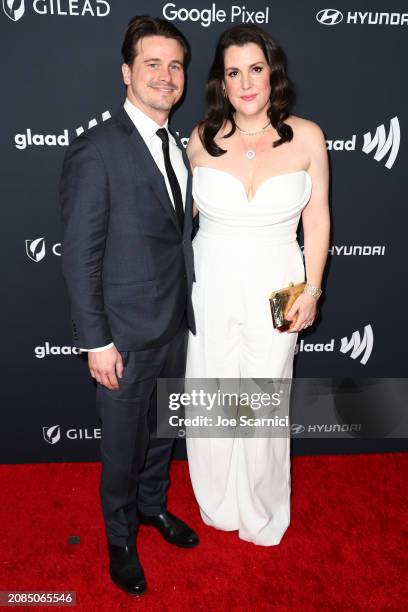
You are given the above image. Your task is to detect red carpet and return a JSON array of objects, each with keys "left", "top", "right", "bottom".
[{"left": 0, "top": 454, "right": 407, "bottom": 611}]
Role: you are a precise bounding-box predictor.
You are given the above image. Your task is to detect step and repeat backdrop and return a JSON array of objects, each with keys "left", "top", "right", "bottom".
[{"left": 1, "top": 1, "right": 407, "bottom": 462}]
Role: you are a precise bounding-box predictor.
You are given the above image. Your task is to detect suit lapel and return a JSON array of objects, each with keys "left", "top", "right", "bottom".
[{"left": 116, "top": 108, "right": 181, "bottom": 234}]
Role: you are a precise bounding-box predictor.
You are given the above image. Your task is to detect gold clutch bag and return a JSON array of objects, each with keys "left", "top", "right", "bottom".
[{"left": 269, "top": 281, "right": 306, "bottom": 331}]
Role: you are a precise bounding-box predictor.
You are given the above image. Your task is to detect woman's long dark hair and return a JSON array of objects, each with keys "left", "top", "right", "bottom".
[{"left": 199, "top": 25, "right": 296, "bottom": 156}]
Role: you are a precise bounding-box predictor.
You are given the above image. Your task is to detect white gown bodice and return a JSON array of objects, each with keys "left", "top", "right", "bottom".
[{"left": 193, "top": 167, "right": 312, "bottom": 243}]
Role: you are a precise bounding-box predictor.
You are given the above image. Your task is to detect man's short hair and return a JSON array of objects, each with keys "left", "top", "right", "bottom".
[{"left": 122, "top": 15, "right": 190, "bottom": 66}]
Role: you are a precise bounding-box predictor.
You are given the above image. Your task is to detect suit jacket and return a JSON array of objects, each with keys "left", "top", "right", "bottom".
[{"left": 60, "top": 107, "right": 196, "bottom": 351}]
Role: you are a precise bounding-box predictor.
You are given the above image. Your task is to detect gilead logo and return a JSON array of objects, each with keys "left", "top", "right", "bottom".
[
  {"left": 3, "top": 0, "right": 110, "bottom": 19},
  {"left": 3, "top": 0, "right": 25, "bottom": 21},
  {"left": 163, "top": 3, "right": 270, "bottom": 27},
  {"left": 26, "top": 237, "right": 46, "bottom": 262},
  {"left": 42, "top": 425, "right": 101, "bottom": 444},
  {"left": 32, "top": 0, "right": 110, "bottom": 16},
  {"left": 25, "top": 238, "right": 61, "bottom": 261},
  {"left": 43, "top": 425, "right": 61, "bottom": 445}
]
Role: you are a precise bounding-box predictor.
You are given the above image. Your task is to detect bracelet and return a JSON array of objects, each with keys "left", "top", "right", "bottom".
[{"left": 303, "top": 282, "right": 322, "bottom": 300}]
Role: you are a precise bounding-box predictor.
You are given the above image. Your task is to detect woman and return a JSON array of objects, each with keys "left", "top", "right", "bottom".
[{"left": 185, "top": 24, "right": 330, "bottom": 545}]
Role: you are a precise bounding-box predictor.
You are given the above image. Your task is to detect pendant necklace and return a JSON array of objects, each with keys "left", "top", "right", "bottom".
[
  {"left": 235, "top": 119, "right": 271, "bottom": 159},
  {"left": 245, "top": 147, "right": 256, "bottom": 161}
]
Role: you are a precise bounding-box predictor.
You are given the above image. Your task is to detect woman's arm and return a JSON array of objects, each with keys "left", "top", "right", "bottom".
[
  {"left": 302, "top": 122, "right": 330, "bottom": 290},
  {"left": 285, "top": 121, "right": 330, "bottom": 332}
]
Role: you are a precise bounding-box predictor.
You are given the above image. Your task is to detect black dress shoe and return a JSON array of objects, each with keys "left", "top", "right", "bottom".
[
  {"left": 139, "top": 510, "right": 199, "bottom": 548},
  {"left": 108, "top": 543, "right": 147, "bottom": 596}
]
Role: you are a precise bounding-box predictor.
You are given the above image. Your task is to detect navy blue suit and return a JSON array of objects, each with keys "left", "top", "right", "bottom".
[
  {"left": 61, "top": 107, "right": 195, "bottom": 546},
  {"left": 61, "top": 107, "right": 195, "bottom": 350}
]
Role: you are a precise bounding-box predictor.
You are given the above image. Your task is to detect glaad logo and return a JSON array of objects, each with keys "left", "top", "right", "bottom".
[
  {"left": 295, "top": 324, "right": 374, "bottom": 365},
  {"left": 15, "top": 129, "right": 69, "bottom": 150},
  {"left": 43, "top": 424, "right": 61, "bottom": 445},
  {"left": 340, "top": 325, "right": 373, "bottom": 366},
  {"left": 326, "top": 117, "right": 400, "bottom": 169},
  {"left": 316, "top": 9, "right": 343, "bottom": 25},
  {"left": 25, "top": 238, "right": 61, "bottom": 262},
  {"left": 14, "top": 110, "right": 111, "bottom": 150},
  {"left": 34, "top": 342, "right": 81, "bottom": 358},
  {"left": 3, "top": 0, "right": 25, "bottom": 21},
  {"left": 26, "top": 237, "right": 46, "bottom": 262},
  {"left": 317, "top": 9, "right": 408, "bottom": 26},
  {"left": 3, "top": 0, "right": 110, "bottom": 20},
  {"left": 75, "top": 110, "right": 111, "bottom": 136},
  {"left": 362, "top": 117, "right": 400, "bottom": 170},
  {"left": 295, "top": 339, "right": 335, "bottom": 355},
  {"left": 42, "top": 425, "right": 101, "bottom": 444}
]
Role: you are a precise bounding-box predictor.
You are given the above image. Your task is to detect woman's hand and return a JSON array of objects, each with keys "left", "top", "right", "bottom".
[{"left": 282, "top": 293, "right": 318, "bottom": 333}]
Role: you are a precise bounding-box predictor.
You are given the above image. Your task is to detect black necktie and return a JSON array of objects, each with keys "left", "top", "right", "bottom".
[{"left": 156, "top": 128, "right": 184, "bottom": 231}]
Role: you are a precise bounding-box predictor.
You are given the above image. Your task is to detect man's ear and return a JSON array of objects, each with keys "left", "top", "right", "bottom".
[{"left": 122, "top": 63, "right": 131, "bottom": 86}]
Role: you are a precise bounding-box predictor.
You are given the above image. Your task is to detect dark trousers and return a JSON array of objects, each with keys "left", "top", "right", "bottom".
[{"left": 96, "top": 319, "right": 187, "bottom": 547}]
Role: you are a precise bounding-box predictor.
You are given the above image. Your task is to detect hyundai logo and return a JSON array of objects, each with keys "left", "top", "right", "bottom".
[
  {"left": 316, "top": 9, "right": 343, "bottom": 25},
  {"left": 291, "top": 424, "right": 305, "bottom": 435}
]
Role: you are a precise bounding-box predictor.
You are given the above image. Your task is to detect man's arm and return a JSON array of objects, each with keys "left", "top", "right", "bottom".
[
  {"left": 60, "top": 135, "right": 112, "bottom": 348},
  {"left": 61, "top": 136, "right": 123, "bottom": 390}
]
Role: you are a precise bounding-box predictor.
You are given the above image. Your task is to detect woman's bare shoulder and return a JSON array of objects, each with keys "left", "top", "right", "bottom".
[
  {"left": 187, "top": 125, "right": 202, "bottom": 150},
  {"left": 186, "top": 125, "right": 205, "bottom": 163},
  {"left": 187, "top": 120, "right": 232, "bottom": 164},
  {"left": 287, "top": 114, "right": 326, "bottom": 144}
]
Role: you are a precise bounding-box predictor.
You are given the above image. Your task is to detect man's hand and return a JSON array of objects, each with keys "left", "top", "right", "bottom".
[{"left": 88, "top": 346, "right": 124, "bottom": 390}]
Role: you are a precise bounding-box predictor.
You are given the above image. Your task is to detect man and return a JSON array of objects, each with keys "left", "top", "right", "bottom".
[{"left": 60, "top": 16, "right": 198, "bottom": 597}]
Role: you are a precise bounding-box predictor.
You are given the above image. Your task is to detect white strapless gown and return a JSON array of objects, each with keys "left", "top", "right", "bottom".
[{"left": 185, "top": 166, "right": 312, "bottom": 546}]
